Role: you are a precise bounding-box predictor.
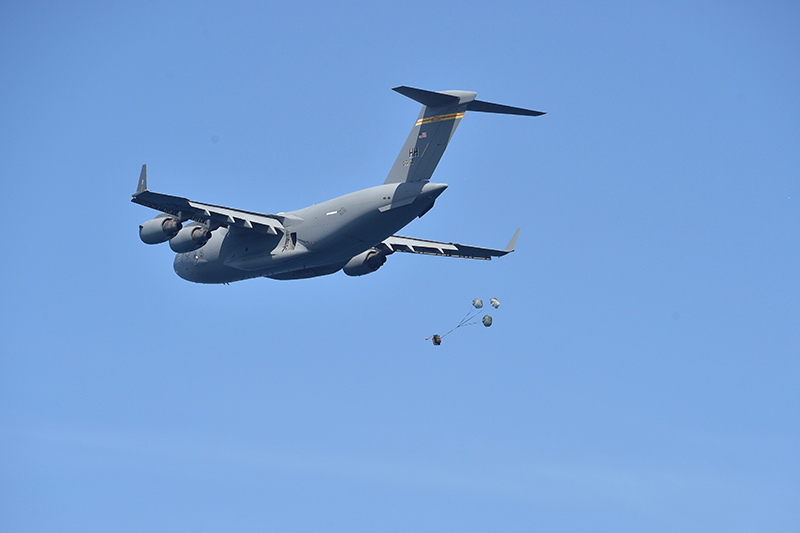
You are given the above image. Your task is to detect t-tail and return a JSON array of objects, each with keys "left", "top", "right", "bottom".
[{"left": 384, "top": 86, "right": 544, "bottom": 184}]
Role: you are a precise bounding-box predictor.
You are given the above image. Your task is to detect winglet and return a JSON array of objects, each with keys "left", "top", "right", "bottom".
[
  {"left": 505, "top": 228, "right": 521, "bottom": 252},
  {"left": 135, "top": 164, "right": 147, "bottom": 195}
]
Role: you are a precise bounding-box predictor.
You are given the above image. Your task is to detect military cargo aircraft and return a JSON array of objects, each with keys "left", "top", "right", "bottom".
[{"left": 132, "top": 86, "right": 543, "bottom": 283}]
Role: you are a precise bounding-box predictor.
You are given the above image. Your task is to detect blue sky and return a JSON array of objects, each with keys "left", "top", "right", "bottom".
[{"left": 1, "top": 1, "right": 798, "bottom": 531}]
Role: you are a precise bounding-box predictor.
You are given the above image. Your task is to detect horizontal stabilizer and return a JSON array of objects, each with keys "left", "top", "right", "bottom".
[
  {"left": 393, "top": 86, "right": 545, "bottom": 116},
  {"left": 467, "top": 100, "right": 545, "bottom": 116},
  {"left": 392, "top": 86, "right": 461, "bottom": 108}
]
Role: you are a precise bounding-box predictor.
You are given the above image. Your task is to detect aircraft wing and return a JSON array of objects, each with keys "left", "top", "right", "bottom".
[
  {"left": 131, "top": 165, "right": 288, "bottom": 235},
  {"left": 382, "top": 229, "right": 520, "bottom": 260}
]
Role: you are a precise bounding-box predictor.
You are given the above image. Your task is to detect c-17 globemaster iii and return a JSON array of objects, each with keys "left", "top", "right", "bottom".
[{"left": 132, "top": 86, "right": 544, "bottom": 283}]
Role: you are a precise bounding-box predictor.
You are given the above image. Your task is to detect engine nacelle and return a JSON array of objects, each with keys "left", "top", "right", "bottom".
[
  {"left": 169, "top": 224, "right": 212, "bottom": 253},
  {"left": 343, "top": 248, "right": 388, "bottom": 277},
  {"left": 139, "top": 215, "right": 182, "bottom": 244}
]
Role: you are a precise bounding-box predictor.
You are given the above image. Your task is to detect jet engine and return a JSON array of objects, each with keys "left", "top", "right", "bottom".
[
  {"left": 139, "top": 214, "right": 182, "bottom": 244},
  {"left": 343, "top": 248, "right": 388, "bottom": 277},
  {"left": 169, "top": 224, "right": 212, "bottom": 253}
]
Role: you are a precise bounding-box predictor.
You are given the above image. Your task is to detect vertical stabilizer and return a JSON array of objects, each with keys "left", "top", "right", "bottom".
[
  {"left": 384, "top": 86, "right": 544, "bottom": 185},
  {"left": 384, "top": 87, "right": 476, "bottom": 184}
]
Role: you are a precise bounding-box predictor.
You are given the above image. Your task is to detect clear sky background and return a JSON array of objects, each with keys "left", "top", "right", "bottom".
[{"left": 1, "top": 1, "right": 798, "bottom": 531}]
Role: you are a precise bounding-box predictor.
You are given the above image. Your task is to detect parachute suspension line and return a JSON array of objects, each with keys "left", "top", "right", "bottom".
[
  {"left": 428, "top": 298, "right": 500, "bottom": 345},
  {"left": 441, "top": 309, "right": 482, "bottom": 338}
]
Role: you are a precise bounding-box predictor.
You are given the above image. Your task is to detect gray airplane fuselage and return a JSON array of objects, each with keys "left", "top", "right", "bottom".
[
  {"left": 173, "top": 181, "right": 447, "bottom": 283},
  {"left": 134, "top": 86, "right": 543, "bottom": 283}
]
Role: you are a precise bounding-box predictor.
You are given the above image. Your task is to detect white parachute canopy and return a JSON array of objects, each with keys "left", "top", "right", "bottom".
[
  {"left": 472, "top": 298, "right": 483, "bottom": 309},
  {"left": 482, "top": 315, "right": 493, "bottom": 327},
  {"left": 489, "top": 297, "right": 500, "bottom": 309}
]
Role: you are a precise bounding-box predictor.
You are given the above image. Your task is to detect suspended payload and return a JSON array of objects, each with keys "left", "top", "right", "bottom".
[
  {"left": 425, "top": 334, "right": 442, "bottom": 345},
  {"left": 428, "top": 297, "right": 502, "bottom": 345}
]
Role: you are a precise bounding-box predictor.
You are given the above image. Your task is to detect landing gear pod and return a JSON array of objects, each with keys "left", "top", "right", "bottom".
[
  {"left": 139, "top": 214, "right": 182, "bottom": 244},
  {"left": 169, "top": 224, "right": 212, "bottom": 253}
]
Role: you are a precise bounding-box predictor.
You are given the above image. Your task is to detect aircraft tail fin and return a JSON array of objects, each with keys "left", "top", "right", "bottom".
[{"left": 384, "top": 86, "right": 544, "bottom": 184}]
